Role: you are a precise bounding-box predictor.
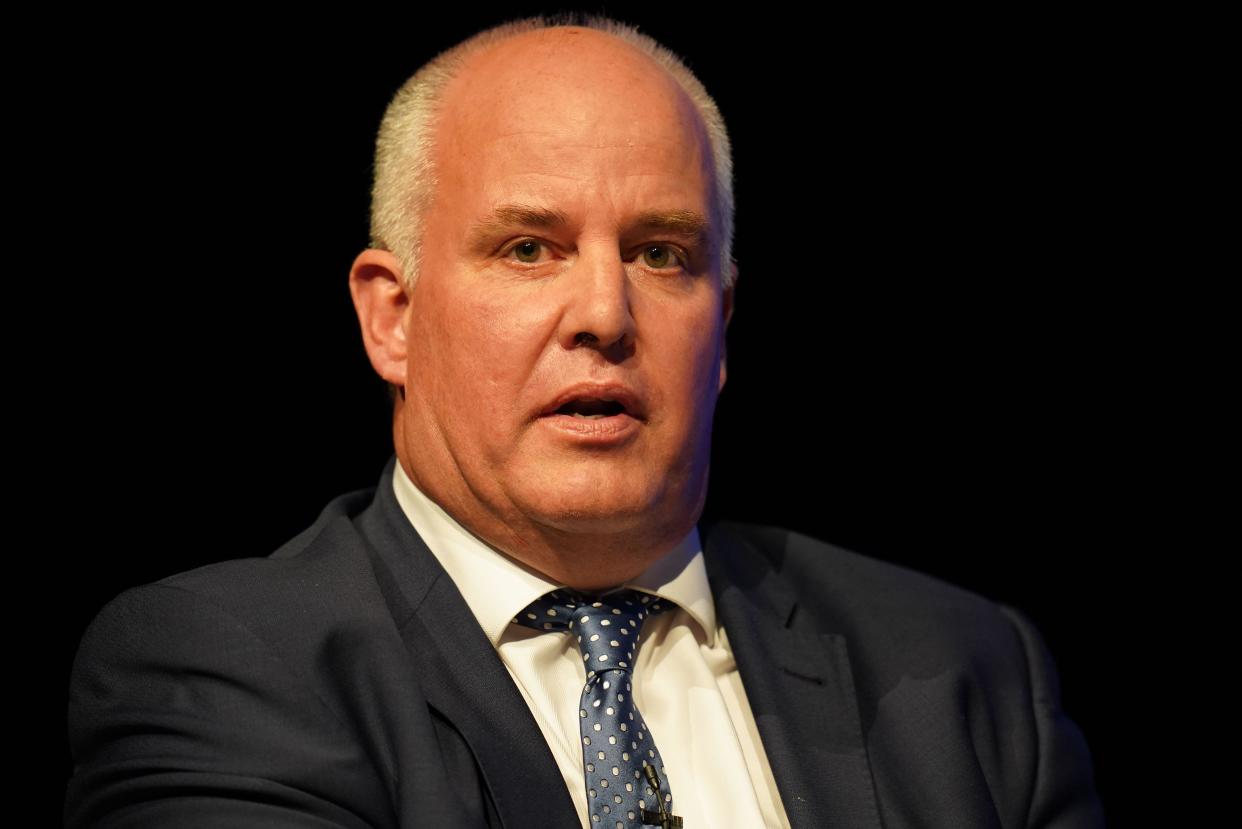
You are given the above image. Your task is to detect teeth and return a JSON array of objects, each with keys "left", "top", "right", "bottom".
[{"left": 572, "top": 413, "right": 607, "bottom": 419}]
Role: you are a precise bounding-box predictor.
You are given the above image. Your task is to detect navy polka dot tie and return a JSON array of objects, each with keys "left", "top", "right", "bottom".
[{"left": 514, "top": 588, "right": 680, "bottom": 828}]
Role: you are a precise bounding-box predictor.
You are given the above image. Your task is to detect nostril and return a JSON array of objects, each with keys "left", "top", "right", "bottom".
[{"left": 574, "top": 332, "right": 599, "bottom": 346}]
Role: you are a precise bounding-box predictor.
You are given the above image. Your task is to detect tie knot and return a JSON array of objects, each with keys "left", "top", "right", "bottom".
[{"left": 513, "top": 588, "right": 672, "bottom": 678}]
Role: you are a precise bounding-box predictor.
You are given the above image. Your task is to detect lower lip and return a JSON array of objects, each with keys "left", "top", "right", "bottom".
[{"left": 538, "top": 413, "right": 641, "bottom": 446}]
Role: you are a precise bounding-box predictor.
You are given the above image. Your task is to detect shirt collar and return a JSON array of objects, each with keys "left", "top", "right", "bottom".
[
  {"left": 390, "top": 461, "right": 717, "bottom": 648},
  {"left": 623, "top": 529, "right": 717, "bottom": 647}
]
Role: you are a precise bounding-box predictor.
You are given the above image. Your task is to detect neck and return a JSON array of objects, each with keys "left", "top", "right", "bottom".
[{"left": 392, "top": 458, "right": 697, "bottom": 592}]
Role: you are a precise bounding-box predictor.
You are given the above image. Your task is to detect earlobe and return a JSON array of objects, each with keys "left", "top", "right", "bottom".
[{"left": 348, "top": 248, "right": 409, "bottom": 388}]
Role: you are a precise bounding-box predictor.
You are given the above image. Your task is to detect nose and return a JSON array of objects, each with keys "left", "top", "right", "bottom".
[{"left": 556, "top": 245, "right": 636, "bottom": 359}]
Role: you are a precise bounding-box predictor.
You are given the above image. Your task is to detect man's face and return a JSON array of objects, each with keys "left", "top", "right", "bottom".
[{"left": 396, "top": 29, "right": 731, "bottom": 557}]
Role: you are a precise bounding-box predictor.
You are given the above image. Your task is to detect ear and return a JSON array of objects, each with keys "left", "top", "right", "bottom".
[
  {"left": 718, "top": 262, "right": 737, "bottom": 393},
  {"left": 348, "top": 248, "right": 409, "bottom": 389}
]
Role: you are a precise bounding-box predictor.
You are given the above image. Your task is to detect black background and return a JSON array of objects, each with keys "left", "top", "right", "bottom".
[{"left": 43, "top": 5, "right": 1164, "bottom": 824}]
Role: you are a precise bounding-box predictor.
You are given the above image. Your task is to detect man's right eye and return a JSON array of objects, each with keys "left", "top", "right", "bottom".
[{"left": 507, "top": 239, "right": 547, "bottom": 263}]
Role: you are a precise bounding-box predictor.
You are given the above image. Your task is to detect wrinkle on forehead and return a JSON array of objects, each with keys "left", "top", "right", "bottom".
[{"left": 424, "top": 25, "right": 719, "bottom": 258}]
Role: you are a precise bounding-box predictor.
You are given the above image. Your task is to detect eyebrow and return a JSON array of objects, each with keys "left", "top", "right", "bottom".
[
  {"left": 466, "top": 204, "right": 571, "bottom": 254},
  {"left": 465, "top": 203, "right": 713, "bottom": 254},
  {"left": 631, "top": 209, "right": 712, "bottom": 248}
]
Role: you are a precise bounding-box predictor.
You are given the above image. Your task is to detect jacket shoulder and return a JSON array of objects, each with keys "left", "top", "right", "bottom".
[
  {"left": 701, "top": 518, "right": 1038, "bottom": 687},
  {"left": 69, "top": 481, "right": 396, "bottom": 721},
  {"left": 702, "top": 518, "right": 1006, "bottom": 624},
  {"left": 65, "top": 484, "right": 407, "bottom": 827},
  {"left": 125, "top": 485, "right": 386, "bottom": 635}
]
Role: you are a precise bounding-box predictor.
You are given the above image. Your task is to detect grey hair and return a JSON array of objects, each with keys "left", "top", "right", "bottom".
[{"left": 368, "top": 13, "right": 736, "bottom": 294}]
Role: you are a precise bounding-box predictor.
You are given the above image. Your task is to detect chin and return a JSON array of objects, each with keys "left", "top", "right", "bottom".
[
  {"left": 507, "top": 454, "right": 708, "bottom": 538},
  {"left": 512, "top": 477, "right": 647, "bottom": 526},
  {"left": 530, "top": 496, "right": 653, "bottom": 534},
  {"left": 521, "top": 481, "right": 702, "bottom": 541}
]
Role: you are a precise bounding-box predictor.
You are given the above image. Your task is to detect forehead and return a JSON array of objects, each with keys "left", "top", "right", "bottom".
[{"left": 430, "top": 27, "right": 714, "bottom": 218}]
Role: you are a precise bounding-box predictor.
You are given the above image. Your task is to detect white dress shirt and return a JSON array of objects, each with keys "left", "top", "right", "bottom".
[{"left": 392, "top": 463, "right": 792, "bottom": 829}]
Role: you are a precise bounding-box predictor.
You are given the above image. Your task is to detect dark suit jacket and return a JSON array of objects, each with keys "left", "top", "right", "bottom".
[{"left": 65, "top": 456, "right": 1103, "bottom": 828}]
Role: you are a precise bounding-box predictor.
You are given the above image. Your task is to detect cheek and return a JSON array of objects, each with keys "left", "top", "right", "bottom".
[
  {"left": 641, "top": 325, "right": 723, "bottom": 460},
  {"left": 418, "top": 283, "right": 558, "bottom": 418},
  {"left": 662, "top": 309, "right": 724, "bottom": 402}
]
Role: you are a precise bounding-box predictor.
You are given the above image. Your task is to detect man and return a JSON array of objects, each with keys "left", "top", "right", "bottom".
[{"left": 64, "top": 14, "right": 1103, "bottom": 829}]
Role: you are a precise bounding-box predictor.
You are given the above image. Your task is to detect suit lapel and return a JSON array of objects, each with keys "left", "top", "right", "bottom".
[
  {"left": 703, "top": 523, "right": 882, "bottom": 829},
  {"left": 356, "top": 457, "right": 580, "bottom": 829},
  {"left": 348, "top": 457, "right": 881, "bottom": 828}
]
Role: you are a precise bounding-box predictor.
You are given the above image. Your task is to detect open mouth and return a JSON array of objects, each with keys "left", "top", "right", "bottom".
[{"left": 553, "top": 398, "right": 629, "bottom": 419}]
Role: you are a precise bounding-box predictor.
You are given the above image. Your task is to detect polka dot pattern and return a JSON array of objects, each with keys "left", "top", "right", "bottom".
[{"left": 514, "top": 589, "right": 674, "bottom": 828}]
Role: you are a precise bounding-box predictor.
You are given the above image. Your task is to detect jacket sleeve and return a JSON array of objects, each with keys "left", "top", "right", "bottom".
[
  {"left": 64, "top": 583, "right": 394, "bottom": 828},
  {"left": 998, "top": 604, "right": 1106, "bottom": 829}
]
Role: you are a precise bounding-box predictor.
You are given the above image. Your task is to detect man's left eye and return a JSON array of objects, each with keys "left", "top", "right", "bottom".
[{"left": 640, "top": 245, "right": 685, "bottom": 270}]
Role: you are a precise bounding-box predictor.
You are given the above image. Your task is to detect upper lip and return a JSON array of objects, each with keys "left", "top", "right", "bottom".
[{"left": 538, "top": 383, "right": 646, "bottom": 420}]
